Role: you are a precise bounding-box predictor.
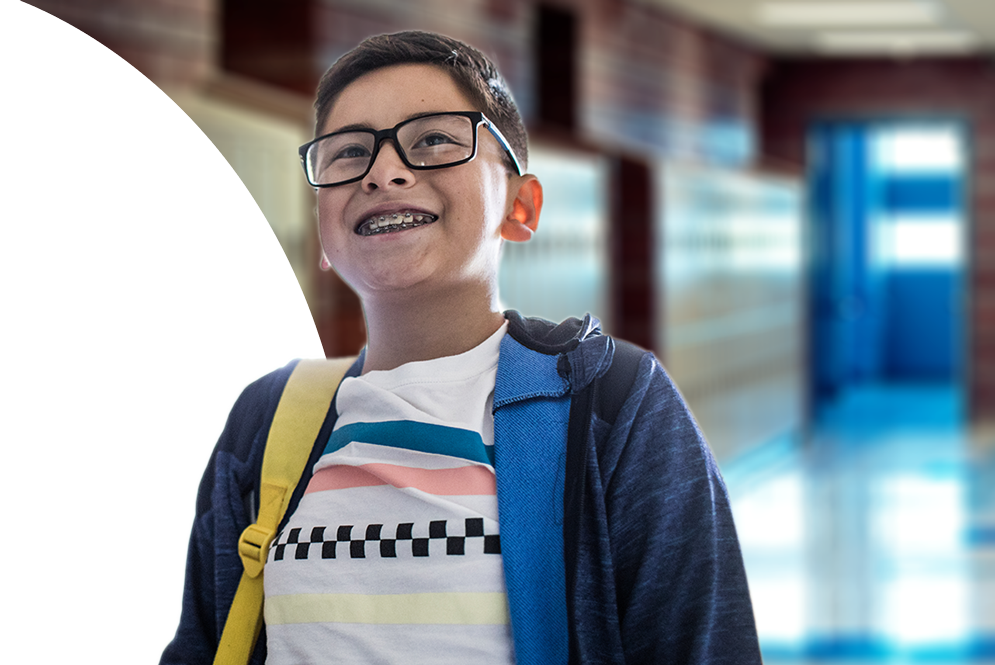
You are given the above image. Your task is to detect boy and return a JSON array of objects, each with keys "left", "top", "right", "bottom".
[{"left": 162, "top": 31, "right": 762, "bottom": 665}]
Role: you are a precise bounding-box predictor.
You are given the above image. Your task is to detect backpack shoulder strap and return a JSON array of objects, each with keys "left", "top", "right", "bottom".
[
  {"left": 563, "top": 337, "right": 644, "bottom": 661},
  {"left": 592, "top": 338, "right": 644, "bottom": 426},
  {"left": 565, "top": 336, "right": 645, "bottom": 464},
  {"left": 214, "top": 356, "right": 356, "bottom": 665}
]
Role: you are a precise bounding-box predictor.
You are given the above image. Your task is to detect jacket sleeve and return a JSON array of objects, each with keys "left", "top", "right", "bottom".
[
  {"left": 600, "top": 354, "right": 762, "bottom": 664},
  {"left": 158, "top": 363, "right": 297, "bottom": 665}
]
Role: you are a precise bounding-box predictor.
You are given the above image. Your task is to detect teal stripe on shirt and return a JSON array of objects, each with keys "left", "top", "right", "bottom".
[{"left": 326, "top": 420, "right": 495, "bottom": 466}]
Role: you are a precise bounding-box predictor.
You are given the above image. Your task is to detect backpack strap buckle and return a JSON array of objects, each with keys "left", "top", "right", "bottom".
[{"left": 238, "top": 523, "right": 275, "bottom": 578}]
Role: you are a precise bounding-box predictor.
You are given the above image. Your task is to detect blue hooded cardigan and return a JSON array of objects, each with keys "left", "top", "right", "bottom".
[{"left": 160, "top": 312, "right": 762, "bottom": 664}]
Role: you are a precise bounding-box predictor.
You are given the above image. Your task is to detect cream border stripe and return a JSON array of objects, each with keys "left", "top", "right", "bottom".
[{"left": 264, "top": 592, "right": 510, "bottom": 626}]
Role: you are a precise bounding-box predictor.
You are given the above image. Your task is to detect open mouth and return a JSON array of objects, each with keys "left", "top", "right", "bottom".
[{"left": 356, "top": 211, "right": 439, "bottom": 237}]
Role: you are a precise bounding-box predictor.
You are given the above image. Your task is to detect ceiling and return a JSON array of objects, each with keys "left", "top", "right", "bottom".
[{"left": 651, "top": 0, "right": 995, "bottom": 56}]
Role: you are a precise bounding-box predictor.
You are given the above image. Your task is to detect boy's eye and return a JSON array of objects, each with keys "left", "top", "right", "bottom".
[
  {"left": 410, "top": 131, "right": 462, "bottom": 149},
  {"left": 332, "top": 143, "right": 372, "bottom": 161}
]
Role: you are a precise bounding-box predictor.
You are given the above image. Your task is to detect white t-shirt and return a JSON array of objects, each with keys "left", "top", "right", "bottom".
[{"left": 264, "top": 322, "right": 514, "bottom": 664}]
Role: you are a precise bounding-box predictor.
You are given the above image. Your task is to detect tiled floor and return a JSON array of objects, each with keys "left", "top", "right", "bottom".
[{"left": 722, "top": 383, "right": 995, "bottom": 664}]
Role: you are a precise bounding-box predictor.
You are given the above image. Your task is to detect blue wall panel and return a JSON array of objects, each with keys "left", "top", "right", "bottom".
[{"left": 885, "top": 270, "right": 960, "bottom": 379}]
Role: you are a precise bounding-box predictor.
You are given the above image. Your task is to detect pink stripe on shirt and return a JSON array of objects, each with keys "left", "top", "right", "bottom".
[{"left": 306, "top": 463, "right": 496, "bottom": 496}]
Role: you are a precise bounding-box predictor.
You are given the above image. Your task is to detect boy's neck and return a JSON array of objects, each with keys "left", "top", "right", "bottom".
[{"left": 360, "top": 286, "right": 506, "bottom": 373}]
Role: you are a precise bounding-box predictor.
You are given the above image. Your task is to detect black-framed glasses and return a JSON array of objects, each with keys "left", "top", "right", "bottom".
[{"left": 298, "top": 111, "right": 522, "bottom": 187}]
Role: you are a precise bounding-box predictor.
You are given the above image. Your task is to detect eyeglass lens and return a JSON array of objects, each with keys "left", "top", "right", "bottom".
[{"left": 306, "top": 114, "right": 476, "bottom": 186}]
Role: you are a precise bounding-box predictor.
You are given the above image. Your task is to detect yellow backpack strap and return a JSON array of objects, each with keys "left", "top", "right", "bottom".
[{"left": 214, "top": 356, "right": 357, "bottom": 665}]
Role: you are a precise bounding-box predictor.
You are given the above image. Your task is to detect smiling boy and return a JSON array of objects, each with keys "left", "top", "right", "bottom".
[
  {"left": 162, "top": 31, "right": 761, "bottom": 665},
  {"left": 310, "top": 60, "right": 540, "bottom": 374}
]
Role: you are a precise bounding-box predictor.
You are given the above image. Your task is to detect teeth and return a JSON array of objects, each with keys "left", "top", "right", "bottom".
[{"left": 358, "top": 211, "right": 437, "bottom": 236}]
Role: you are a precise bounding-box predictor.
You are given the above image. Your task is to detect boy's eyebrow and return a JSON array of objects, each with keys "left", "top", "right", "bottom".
[
  {"left": 329, "top": 122, "right": 375, "bottom": 134},
  {"left": 325, "top": 110, "right": 458, "bottom": 135}
]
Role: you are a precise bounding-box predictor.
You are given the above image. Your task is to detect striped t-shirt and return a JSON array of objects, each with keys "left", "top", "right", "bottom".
[{"left": 263, "top": 322, "right": 514, "bottom": 664}]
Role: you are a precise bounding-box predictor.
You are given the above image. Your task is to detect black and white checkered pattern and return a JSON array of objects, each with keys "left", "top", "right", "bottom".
[{"left": 269, "top": 518, "right": 502, "bottom": 561}]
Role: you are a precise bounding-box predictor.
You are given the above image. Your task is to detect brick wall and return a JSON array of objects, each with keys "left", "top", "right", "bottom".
[
  {"left": 25, "top": 0, "right": 216, "bottom": 88},
  {"left": 761, "top": 57, "right": 995, "bottom": 420},
  {"left": 583, "top": 0, "right": 765, "bottom": 164}
]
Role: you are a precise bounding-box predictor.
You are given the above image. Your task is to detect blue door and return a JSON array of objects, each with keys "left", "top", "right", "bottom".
[{"left": 808, "top": 121, "right": 965, "bottom": 410}]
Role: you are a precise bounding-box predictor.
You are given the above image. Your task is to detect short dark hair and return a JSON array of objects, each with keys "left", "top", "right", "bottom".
[{"left": 314, "top": 31, "right": 528, "bottom": 172}]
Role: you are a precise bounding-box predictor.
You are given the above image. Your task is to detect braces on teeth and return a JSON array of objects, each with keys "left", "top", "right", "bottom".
[{"left": 358, "top": 211, "right": 438, "bottom": 236}]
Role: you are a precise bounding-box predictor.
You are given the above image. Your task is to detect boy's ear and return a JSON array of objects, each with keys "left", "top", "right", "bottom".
[{"left": 500, "top": 175, "right": 542, "bottom": 242}]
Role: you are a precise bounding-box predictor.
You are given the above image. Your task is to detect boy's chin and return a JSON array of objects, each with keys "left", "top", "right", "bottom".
[{"left": 347, "top": 267, "right": 435, "bottom": 300}]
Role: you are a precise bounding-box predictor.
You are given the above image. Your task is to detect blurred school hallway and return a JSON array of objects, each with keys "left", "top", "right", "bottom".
[
  {"left": 23, "top": 0, "right": 995, "bottom": 661},
  {"left": 722, "top": 117, "right": 994, "bottom": 663}
]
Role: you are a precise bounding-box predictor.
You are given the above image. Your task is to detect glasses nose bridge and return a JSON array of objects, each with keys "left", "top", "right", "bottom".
[
  {"left": 369, "top": 126, "right": 407, "bottom": 166},
  {"left": 361, "top": 126, "right": 413, "bottom": 187}
]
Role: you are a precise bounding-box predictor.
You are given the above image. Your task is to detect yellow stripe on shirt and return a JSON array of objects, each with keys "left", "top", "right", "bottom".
[{"left": 264, "top": 591, "right": 511, "bottom": 626}]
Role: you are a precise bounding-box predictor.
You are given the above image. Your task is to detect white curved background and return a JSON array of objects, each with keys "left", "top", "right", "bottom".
[{"left": 0, "top": 2, "right": 323, "bottom": 660}]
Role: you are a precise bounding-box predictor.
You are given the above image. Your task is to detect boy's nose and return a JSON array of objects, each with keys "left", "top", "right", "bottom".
[{"left": 362, "top": 139, "right": 414, "bottom": 191}]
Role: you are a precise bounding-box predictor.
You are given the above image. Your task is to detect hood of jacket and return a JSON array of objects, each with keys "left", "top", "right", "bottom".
[{"left": 504, "top": 310, "right": 616, "bottom": 394}]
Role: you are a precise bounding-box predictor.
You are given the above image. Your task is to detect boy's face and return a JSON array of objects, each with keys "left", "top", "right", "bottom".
[{"left": 316, "top": 63, "right": 519, "bottom": 302}]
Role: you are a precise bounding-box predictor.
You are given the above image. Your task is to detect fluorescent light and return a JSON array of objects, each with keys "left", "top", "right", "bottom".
[
  {"left": 758, "top": 2, "right": 942, "bottom": 27},
  {"left": 816, "top": 30, "right": 977, "bottom": 54}
]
